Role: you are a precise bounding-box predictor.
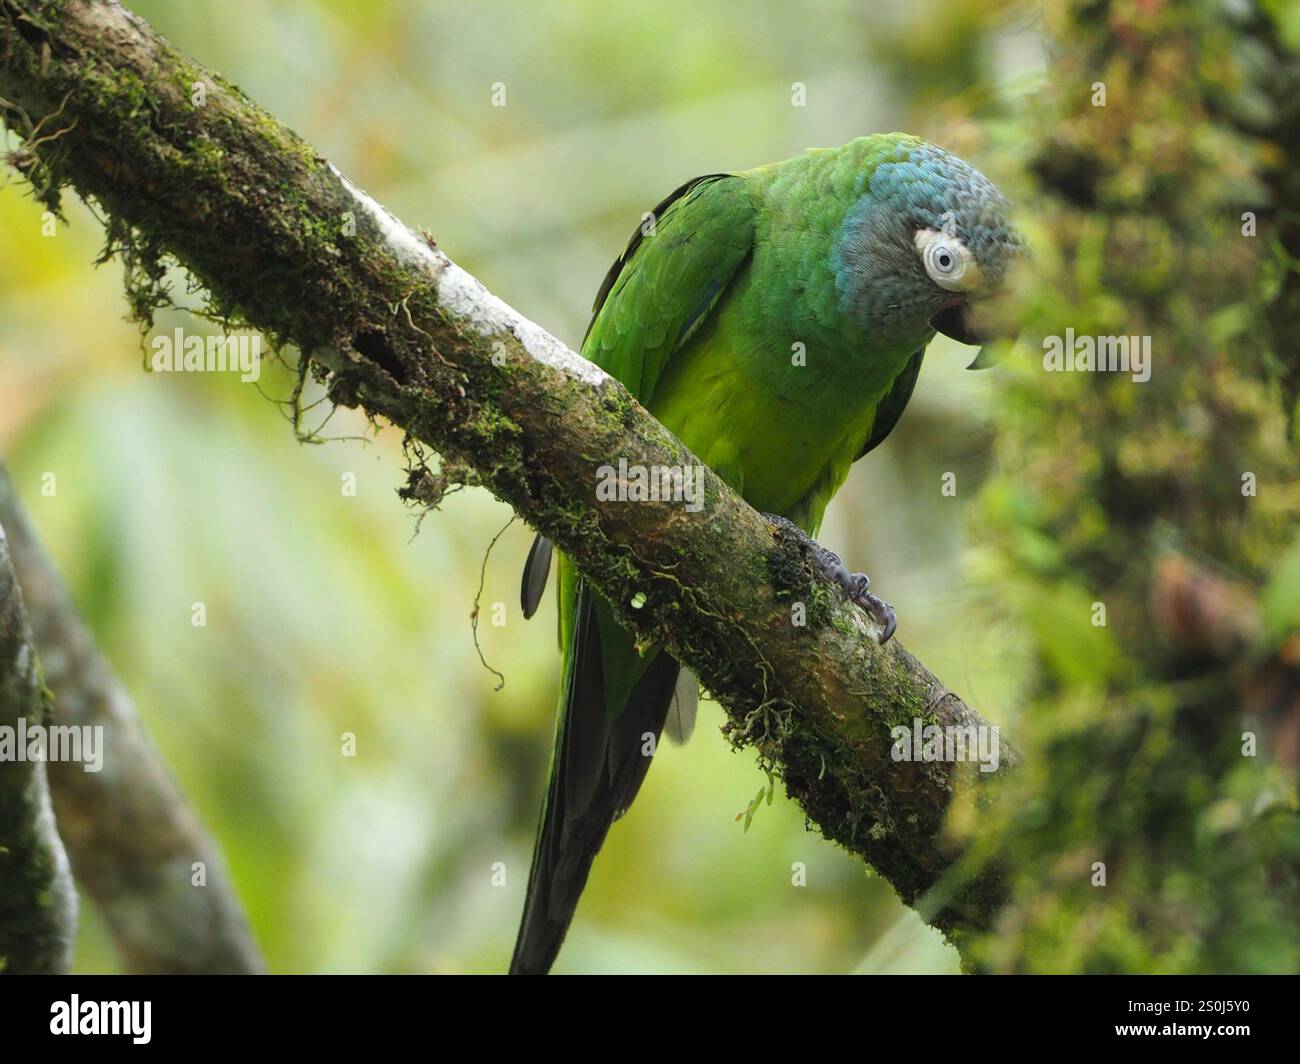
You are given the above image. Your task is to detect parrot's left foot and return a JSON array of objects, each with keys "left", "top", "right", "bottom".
[{"left": 764, "top": 515, "right": 897, "bottom": 644}]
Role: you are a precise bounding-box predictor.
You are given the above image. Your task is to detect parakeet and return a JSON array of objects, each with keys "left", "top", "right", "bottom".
[{"left": 512, "top": 133, "right": 1018, "bottom": 974}]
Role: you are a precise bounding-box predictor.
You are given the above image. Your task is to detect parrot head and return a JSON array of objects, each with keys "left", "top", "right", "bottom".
[{"left": 833, "top": 138, "right": 1021, "bottom": 368}]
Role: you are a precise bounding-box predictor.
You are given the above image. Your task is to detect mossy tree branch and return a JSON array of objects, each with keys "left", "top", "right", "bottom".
[{"left": 0, "top": 0, "right": 1014, "bottom": 944}]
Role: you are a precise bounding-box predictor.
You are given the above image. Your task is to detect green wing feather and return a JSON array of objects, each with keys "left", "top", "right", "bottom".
[{"left": 584, "top": 173, "right": 755, "bottom": 396}]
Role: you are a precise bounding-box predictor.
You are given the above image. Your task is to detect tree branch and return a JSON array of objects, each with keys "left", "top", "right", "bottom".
[
  {"left": 0, "top": 458, "right": 265, "bottom": 973},
  {"left": 0, "top": 0, "right": 1015, "bottom": 941},
  {"left": 0, "top": 519, "right": 77, "bottom": 974}
]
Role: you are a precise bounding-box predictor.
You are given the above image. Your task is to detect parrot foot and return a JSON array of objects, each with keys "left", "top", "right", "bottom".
[
  {"left": 763, "top": 515, "right": 897, "bottom": 644},
  {"left": 819, "top": 553, "right": 897, "bottom": 645}
]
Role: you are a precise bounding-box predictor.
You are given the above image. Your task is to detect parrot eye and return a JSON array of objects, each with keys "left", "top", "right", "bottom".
[
  {"left": 930, "top": 246, "right": 957, "bottom": 274},
  {"left": 914, "top": 228, "right": 979, "bottom": 292}
]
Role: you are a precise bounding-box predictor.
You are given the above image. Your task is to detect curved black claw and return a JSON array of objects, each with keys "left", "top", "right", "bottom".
[
  {"left": 858, "top": 587, "right": 898, "bottom": 645},
  {"left": 763, "top": 514, "right": 898, "bottom": 645}
]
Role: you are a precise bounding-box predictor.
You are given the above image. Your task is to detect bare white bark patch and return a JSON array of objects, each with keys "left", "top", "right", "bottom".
[
  {"left": 333, "top": 167, "right": 440, "bottom": 272},
  {"left": 335, "top": 169, "right": 609, "bottom": 388},
  {"left": 436, "top": 260, "right": 608, "bottom": 387}
]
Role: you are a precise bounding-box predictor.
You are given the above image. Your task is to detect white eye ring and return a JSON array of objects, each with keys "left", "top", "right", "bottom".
[{"left": 914, "top": 228, "right": 978, "bottom": 292}]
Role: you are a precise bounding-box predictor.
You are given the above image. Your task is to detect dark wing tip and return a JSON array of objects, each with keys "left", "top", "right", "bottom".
[{"left": 520, "top": 535, "right": 553, "bottom": 620}]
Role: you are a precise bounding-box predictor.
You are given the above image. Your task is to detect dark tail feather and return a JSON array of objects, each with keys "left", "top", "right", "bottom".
[{"left": 510, "top": 583, "right": 679, "bottom": 975}]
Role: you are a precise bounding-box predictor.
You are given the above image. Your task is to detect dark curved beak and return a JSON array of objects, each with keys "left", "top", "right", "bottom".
[{"left": 929, "top": 301, "right": 1000, "bottom": 369}]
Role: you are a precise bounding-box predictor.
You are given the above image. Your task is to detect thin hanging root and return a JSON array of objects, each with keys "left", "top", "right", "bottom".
[{"left": 470, "top": 514, "right": 515, "bottom": 691}]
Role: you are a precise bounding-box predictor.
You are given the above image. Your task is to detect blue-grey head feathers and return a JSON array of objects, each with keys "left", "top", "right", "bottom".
[{"left": 832, "top": 139, "right": 1019, "bottom": 345}]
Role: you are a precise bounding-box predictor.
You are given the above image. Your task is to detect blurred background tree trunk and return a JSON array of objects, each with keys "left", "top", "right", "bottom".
[
  {"left": 0, "top": 524, "right": 76, "bottom": 974},
  {"left": 0, "top": 459, "right": 265, "bottom": 974}
]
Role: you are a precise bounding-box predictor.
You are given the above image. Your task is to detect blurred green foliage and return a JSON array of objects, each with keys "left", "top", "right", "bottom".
[
  {"left": 960, "top": 0, "right": 1300, "bottom": 972},
  {"left": 2, "top": 0, "right": 1046, "bottom": 972}
]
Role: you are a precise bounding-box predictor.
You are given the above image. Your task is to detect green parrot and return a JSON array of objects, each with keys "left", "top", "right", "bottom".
[{"left": 511, "top": 133, "right": 1018, "bottom": 974}]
